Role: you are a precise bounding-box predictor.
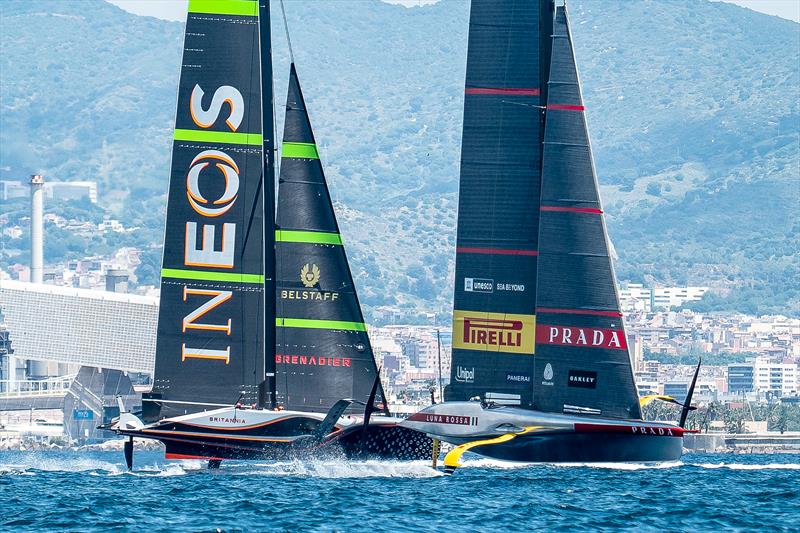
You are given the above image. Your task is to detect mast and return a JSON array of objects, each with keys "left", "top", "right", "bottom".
[
  {"left": 532, "top": 5, "right": 640, "bottom": 419},
  {"left": 274, "top": 64, "right": 388, "bottom": 414},
  {"left": 436, "top": 329, "right": 443, "bottom": 403},
  {"left": 259, "top": 0, "right": 277, "bottom": 410},
  {"left": 145, "top": 0, "right": 266, "bottom": 421},
  {"left": 446, "top": 0, "right": 549, "bottom": 408}
]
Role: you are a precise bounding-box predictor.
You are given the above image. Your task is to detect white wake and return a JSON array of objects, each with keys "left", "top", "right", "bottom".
[{"left": 232, "top": 459, "right": 444, "bottom": 478}]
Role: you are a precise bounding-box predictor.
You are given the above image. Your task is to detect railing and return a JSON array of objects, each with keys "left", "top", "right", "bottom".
[
  {"left": 0, "top": 375, "right": 76, "bottom": 397},
  {"left": 66, "top": 378, "right": 103, "bottom": 416}
]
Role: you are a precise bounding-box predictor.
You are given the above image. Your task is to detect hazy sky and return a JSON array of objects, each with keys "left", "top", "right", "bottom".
[{"left": 105, "top": 0, "right": 800, "bottom": 23}]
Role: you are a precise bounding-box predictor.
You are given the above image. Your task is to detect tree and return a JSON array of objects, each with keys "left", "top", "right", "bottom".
[{"left": 724, "top": 408, "right": 746, "bottom": 434}]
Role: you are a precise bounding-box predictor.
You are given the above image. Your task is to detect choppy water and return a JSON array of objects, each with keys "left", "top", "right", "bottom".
[{"left": 1, "top": 450, "right": 798, "bottom": 531}]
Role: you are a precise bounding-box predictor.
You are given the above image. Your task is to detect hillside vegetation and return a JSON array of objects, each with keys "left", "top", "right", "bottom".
[{"left": 1, "top": 0, "right": 798, "bottom": 320}]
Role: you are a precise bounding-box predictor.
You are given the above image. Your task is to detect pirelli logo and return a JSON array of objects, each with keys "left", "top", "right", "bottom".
[{"left": 453, "top": 310, "right": 536, "bottom": 355}]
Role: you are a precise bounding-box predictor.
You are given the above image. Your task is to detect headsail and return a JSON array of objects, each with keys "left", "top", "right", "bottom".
[
  {"left": 533, "top": 6, "right": 640, "bottom": 419},
  {"left": 146, "top": 0, "right": 270, "bottom": 420},
  {"left": 446, "top": 0, "right": 552, "bottom": 407},
  {"left": 275, "top": 65, "right": 387, "bottom": 414}
]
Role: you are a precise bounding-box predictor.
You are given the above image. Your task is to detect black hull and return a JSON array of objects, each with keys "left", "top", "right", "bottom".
[
  {"left": 454, "top": 432, "right": 683, "bottom": 463},
  {"left": 125, "top": 424, "right": 433, "bottom": 462}
]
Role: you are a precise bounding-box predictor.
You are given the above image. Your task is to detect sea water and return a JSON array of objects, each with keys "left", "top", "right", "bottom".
[{"left": 1, "top": 450, "right": 798, "bottom": 531}]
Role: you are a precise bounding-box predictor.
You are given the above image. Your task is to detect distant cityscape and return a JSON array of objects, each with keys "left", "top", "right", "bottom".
[
  {"left": 0, "top": 173, "right": 798, "bottom": 449},
  {"left": 2, "top": 276, "right": 797, "bottom": 410},
  {"left": 1, "top": 176, "right": 797, "bottom": 411}
]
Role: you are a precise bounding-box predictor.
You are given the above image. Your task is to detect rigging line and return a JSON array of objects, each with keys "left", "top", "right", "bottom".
[{"left": 279, "top": 0, "right": 294, "bottom": 64}]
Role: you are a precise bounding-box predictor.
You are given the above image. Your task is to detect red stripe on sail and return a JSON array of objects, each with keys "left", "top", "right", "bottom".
[
  {"left": 540, "top": 206, "right": 603, "bottom": 214},
  {"left": 465, "top": 87, "right": 540, "bottom": 96},
  {"left": 536, "top": 307, "right": 622, "bottom": 317},
  {"left": 547, "top": 103, "right": 585, "bottom": 111},
  {"left": 457, "top": 247, "right": 539, "bottom": 256}
]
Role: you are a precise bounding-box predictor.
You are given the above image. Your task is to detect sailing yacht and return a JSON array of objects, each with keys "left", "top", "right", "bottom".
[
  {"left": 401, "top": 0, "right": 698, "bottom": 467},
  {"left": 104, "top": 0, "right": 431, "bottom": 467}
]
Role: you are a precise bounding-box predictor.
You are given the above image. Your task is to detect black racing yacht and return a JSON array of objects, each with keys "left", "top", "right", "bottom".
[
  {"left": 401, "top": 0, "right": 699, "bottom": 470},
  {"left": 104, "top": 0, "right": 431, "bottom": 468}
]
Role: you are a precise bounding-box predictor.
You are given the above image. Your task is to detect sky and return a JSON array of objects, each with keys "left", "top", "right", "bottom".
[{"left": 105, "top": 0, "right": 800, "bottom": 23}]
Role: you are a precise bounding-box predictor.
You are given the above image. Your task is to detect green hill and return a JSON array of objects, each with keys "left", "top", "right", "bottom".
[{"left": 1, "top": 0, "right": 797, "bottom": 320}]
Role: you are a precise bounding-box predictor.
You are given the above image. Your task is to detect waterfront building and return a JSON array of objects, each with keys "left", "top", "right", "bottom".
[{"left": 727, "top": 357, "right": 798, "bottom": 397}]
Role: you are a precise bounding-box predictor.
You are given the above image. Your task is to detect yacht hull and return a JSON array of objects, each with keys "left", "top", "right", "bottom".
[
  {"left": 401, "top": 401, "right": 686, "bottom": 463},
  {"left": 110, "top": 407, "right": 433, "bottom": 462},
  {"left": 443, "top": 430, "right": 682, "bottom": 463}
]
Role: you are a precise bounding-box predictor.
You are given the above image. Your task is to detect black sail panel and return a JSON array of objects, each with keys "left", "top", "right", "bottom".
[
  {"left": 275, "top": 65, "right": 386, "bottom": 413},
  {"left": 146, "top": 0, "right": 266, "bottom": 421},
  {"left": 533, "top": 6, "right": 640, "bottom": 420},
  {"left": 447, "top": 0, "right": 549, "bottom": 407}
]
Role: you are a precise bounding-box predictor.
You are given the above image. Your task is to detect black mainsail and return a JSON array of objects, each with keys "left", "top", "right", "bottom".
[
  {"left": 275, "top": 65, "right": 388, "bottom": 414},
  {"left": 446, "top": 0, "right": 551, "bottom": 407},
  {"left": 447, "top": 0, "right": 638, "bottom": 419},
  {"left": 401, "top": 0, "right": 688, "bottom": 466},
  {"left": 533, "top": 5, "right": 640, "bottom": 419},
  {"left": 146, "top": 0, "right": 270, "bottom": 420}
]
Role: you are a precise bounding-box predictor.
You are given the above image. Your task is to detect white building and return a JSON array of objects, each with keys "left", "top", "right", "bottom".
[
  {"left": 0, "top": 280, "right": 157, "bottom": 379},
  {"left": 619, "top": 285, "right": 709, "bottom": 312},
  {"left": 44, "top": 181, "right": 98, "bottom": 204},
  {"left": 753, "top": 358, "right": 797, "bottom": 397},
  {"left": 619, "top": 283, "right": 653, "bottom": 312},
  {"left": 728, "top": 356, "right": 798, "bottom": 397},
  {"left": 652, "top": 287, "right": 709, "bottom": 310},
  {"left": 0, "top": 180, "right": 28, "bottom": 200}
]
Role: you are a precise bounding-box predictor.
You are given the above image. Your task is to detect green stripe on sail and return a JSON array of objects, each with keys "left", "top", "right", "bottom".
[
  {"left": 188, "top": 0, "right": 258, "bottom": 16},
  {"left": 174, "top": 129, "right": 262, "bottom": 146},
  {"left": 282, "top": 142, "right": 319, "bottom": 159},
  {"left": 275, "top": 230, "right": 342, "bottom": 245},
  {"left": 276, "top": 318, "right": 367, "bottom": 332},
  {"left": 161, "top": 268, "right": 264, "bottom": 284}
]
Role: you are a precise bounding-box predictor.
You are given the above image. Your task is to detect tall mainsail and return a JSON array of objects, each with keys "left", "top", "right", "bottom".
[
  {"left": 275, "top": 65, "right": 387, "bottom": 413},
  {"left": 147, "top": 0, "right": 271, "bottom": 420},
  {"left": 533, "top": 5, "right": 640, "bottom": 419},
  {"left": 399, "top": 1, "right": 682, "bottom": 466},
  {"left": 446, "top": 0, "right": 552, "bottom": 407}
]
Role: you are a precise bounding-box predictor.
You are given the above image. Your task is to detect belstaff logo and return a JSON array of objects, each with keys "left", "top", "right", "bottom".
[
  {"left": 300, "top": 264, "right": 321, "bottom": 288},
  {"left": 452, "top": 310, "right": 536, "bottom": 355},
  {"left": 282, "top": 263, "right": 338, "bottom": 302}
]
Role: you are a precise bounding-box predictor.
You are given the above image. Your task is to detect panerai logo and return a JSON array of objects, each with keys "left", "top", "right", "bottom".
[
  {"left": 455, "top": 366, "right": 475, "bottom": 383},
  {"left": 541, "top": 363, "right": 554, "bottom": 386}
]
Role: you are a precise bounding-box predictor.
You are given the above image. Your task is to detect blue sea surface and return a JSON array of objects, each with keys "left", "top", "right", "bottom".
[{"left": 1, "top": 450, "right": 798, "bottom": 532}]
